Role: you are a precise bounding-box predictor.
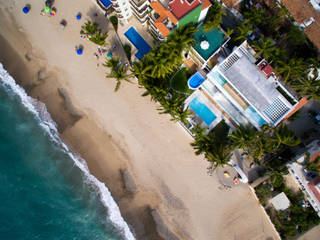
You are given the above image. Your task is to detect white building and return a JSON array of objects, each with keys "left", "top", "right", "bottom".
[
  {"left": 130, "top": 0, "right": 150, "bottom": 25},
  {"left": 111, "top": 0, "right": 132, "bottom": 22},
  {"left": 185, "top": 41, "right": 303, "bottom": 131},
  {"left": 287, "top": 140, "right": 320, "bottom": 217}
]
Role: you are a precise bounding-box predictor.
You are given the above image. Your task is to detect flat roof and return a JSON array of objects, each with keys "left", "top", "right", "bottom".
[
  {"left": 221, "top": 55, "right": 285, "bottom": 113},
  {"left": 169, "top": 0, "right": 201, "bottom": 19},
  {"left": 192, "top": 25, "right": 225, "bottom": 60}
]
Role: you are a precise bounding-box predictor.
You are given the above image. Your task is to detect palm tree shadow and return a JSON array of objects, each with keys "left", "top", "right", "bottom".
[{"left": 85, "top": 7, "right": 111, "bottom": 32}]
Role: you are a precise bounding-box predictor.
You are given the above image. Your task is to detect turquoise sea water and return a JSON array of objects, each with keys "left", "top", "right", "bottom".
[{"left": 0, "top": 63, "right": 134, "bottom": 240}]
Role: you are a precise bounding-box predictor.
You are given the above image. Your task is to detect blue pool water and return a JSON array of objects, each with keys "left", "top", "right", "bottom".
[
  {"left": 0, "top": 63, "right": 134, "bottom": 240},
  {"left": 211, "top": 71, "right": 227, "bottom": 86},
  {"left": 188, "top": 72, "right": 206, "bottom": 89},
  {"left": 124, "top": 27, "right": 151, "bottom": 60},
  {"left": 245, "top": 106, "right": 266, "bottom": 126},
  {"left": 189, "top": 97, "right": 217, "bottom": 126},
  {"left": 99, "top": 0, "right": 112, "bottom": 9}
]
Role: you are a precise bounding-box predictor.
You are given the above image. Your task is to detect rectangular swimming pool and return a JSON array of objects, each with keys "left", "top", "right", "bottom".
[
  {"left": 124, "top": 27, "right": 151, "bottom": 60},
  {"left": 189, "top": 97, "right": 217, "bottom": 126}
]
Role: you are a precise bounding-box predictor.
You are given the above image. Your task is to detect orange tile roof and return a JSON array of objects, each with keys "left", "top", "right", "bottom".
[
  {"left": 150, "top": 1, "right": 178, "bottom": 24},
  {"left": 311, "top": 151, "right": 320, "bottom": 163},
  {"left": 201, "top": 0, "right": 211, "bottom": 10},
  {"left": 281, "top": 0, "right": 320, "bottom": 51},
  {"left": 154, "top": 22, "right": 171, "bottom": 37}
]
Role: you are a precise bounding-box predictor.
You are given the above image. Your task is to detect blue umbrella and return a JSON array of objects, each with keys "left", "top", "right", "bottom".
[
  {"left": 76, "top": 13, "right": 82, "bottom": 20},
  {"left": 22, "top": 6, "right": 30, "bottom": 14},
  {"left": 76, "top": 48, "right": 83, "bottom": 55}
]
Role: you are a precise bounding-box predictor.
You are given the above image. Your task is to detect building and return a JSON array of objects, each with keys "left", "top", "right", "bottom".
[
  {"left": 184, "top": 41, "right": 304, "bottom": 131},
  {"left": 269, "top": 192, "right": 291, "bottom": 211},
  {"left": 220, "top": 0, "right": 243, "bottom": 15},
  {"left": 130, "top": 0, "right": 150, "bottom": 25},
  {"left": 280, "top": 0, "right": 320, "bottom": 52},
  {"left": 110, "top": 0, "right": 132, "bottom": 22},
  {"left": 148, "top": 0, "right": 211, "bottom": 41},
  {"left": 287, "top": 140, "right": 320, "bottom": 217},
  {"left": 186, "top": 24, "right": 230, "bottom": 72}
]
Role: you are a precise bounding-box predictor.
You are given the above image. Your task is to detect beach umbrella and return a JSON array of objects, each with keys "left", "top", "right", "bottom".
[
  {"left": 50, "top": 10, "right": 56, "bottom": 16},
  {"left": 22, "top": 5, "right": 30, "bottom": 14},
  {"left": 76, "top": 13, "right": 82, "bottom": 20},
  {"left": 76, "top": 48, "right": 83, "bottom": 55}
]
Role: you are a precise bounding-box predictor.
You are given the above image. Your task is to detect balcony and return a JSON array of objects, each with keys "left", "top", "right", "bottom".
[
  {"left": 131, "top": 5, "right": 148, "bottom": 17},
  {"left": 115, "top": 8, "right": 121, "bottom": 13},
  {"left": 110, "top": 0, "right": 117, "bottom": 3},
  {"left": 131, "top": 2, "right": 149, "bottom": 14},
  {"left": 132, "top": 9, "right": 148, "bottom": 23},
  {"left": 130, "top": 0, "right": 149, "bottom": 8}
]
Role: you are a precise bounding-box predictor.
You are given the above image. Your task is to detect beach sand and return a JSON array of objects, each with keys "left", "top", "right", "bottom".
[{"left": 0, "top": 0, "right": 281, "bottom": 239}]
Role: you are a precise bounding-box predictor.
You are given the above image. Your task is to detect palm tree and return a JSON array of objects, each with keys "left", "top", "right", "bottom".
[
  {"left": 302, "top": 152, "right": 320, "bottom": 174},
  {"left": 273, "top": 124, "right": 300, "bottom": 148},
  {"left": 275, "top": 58, "right": 308, "bottom": 82},
  {"left": 290, "top": 75, "right": 320, "bottom": 100},
  {"left": 131, "top": 61, "right": 152, "bottom": 86},
  {"left": 81, "top": 21, "right": 108, "bottom": 45},
  {"left": 190, "top": 125, "right": 211, "bottom": 155},
  {"left": 225, "top": 28, "right": 234, "bottom": 39},
  {"left": 203, "top": 3, "right": 226, "bottom": 32},
  {"left": 229, "top": 124, "right": 256, "bottom": 150},
  {"left": 243, "top": 7, "right": 265, "bottom": 27},
  {"left": 104, "top": 58, "right": 132, "bottom": 91},
  {"left": 234, "top": 21, "right": 253, "bottom": 42},
  {"left": 252, "top": 36, "right": 276, "bottom": 60},
  {"left": 205, "top": 143, "right": 232, "bottom": 170}
]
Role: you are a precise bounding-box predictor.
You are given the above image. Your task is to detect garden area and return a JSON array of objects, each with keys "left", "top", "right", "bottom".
[{"left": 255, "top": 175, "right": 320, "bottom": 239}]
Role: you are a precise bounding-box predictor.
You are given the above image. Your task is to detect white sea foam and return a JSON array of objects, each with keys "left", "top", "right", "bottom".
[{"left": 0, "top": 63, "right": 136, "bottom": 240}]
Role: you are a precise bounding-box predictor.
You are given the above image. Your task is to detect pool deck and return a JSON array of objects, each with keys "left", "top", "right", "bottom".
[
  {"left": 116, "top": 16, "right": 155, "bottom": 62},
  {"left": 185, "top": 90, "right": 234, "bottom": 130}
]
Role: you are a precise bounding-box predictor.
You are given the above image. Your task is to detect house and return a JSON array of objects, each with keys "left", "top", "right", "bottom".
[
  {"left": 269, "top": 192, "right": 291, "bottom": 211},
  {"left": 110, "top": 0, "right": 133, "bottom": 22},
  {"left": 184, "top": 41, "right": 304, "bottom": 131},
  {"left": 280, "top": 0, "right": 320, "bottom": 52},
  {"left": 185, "top": 24, "right": 230, "bottom": 72},
  {"left": 220, "top": 0, "right": 243, "bottom": 15},
  {"left": 287, "top": 140, "right": 320, "bottom": 217},
  {"left": 148, "top": 0, "right": 211, "bottom": 41}
]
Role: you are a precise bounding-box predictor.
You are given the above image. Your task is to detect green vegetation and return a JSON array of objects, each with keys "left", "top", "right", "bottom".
[
  {"left": 103, "top": 57, "right": 132, "bottom": 91},
  {"left": 170, "top": 68, "right": 189, "bottom": 93},
  {"left": 109, "top": 15, "right": 118, "bottom": 31},
  {"left": 80, "top": 21, "right": 108, "bottom": 45},
  {"left": 300, "top": 152, "right": 320, "bottom": 174},
  {"left": 203, "top": 3, "right": 226, "bottom": 32},
  {"left": 238, "top": 0, "right": 320, "bottom": 100},
  {"left": 255, "top": 178, "right": 320, "bottom": 238},
  {"left": 123, "top": 44, "right": 132, "bottom": 62}
]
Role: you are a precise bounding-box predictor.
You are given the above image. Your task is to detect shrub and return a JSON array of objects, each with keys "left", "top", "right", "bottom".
[
  {"left": 123, "top": 44, "right": 131, "bottom": 62},
  {"left": 109, "top": 15, "right": 118, "bottom": 31}
]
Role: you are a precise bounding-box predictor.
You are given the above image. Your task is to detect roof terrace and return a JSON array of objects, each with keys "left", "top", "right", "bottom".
[
  {"left": 192, "top": 25, "right": 226, "bottom": 61},
  {"left": 169, "top": 0, "right": 201, "bottom": 19}
]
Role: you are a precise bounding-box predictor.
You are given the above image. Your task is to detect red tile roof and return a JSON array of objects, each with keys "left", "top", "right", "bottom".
[
  {"left": 308, "top": 176, "right": 320, "bottom": 203},
  {"left": 201, "top": 0, "right": 211, "bottom": 10},
  {"left": 169, "top": 0, "right": 201, "bottom": 20},
  {"left": 222, "top": 0, "right": 241, "bottom": 8}
]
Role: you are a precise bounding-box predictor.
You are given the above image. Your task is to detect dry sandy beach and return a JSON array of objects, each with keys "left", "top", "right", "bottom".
[{"left": 0, "top": 0, "right": 281, "bottom": 239}]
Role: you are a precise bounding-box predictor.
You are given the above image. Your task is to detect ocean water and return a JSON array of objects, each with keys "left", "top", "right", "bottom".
[{"left": 0, "top": 63, "right": 135, "bottom": 240}]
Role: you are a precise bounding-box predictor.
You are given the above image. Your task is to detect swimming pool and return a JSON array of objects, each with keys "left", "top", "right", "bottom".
[
  {"left": 124, "top": 27, "right": 151, "bottom": 60},
  {"left": 245, "top": 106, "right": 266, "bottom": 126},
  {"left": 98, "top": 0, "right": 112, "bottom": 9},
  {"left": 189, "top": 97, "right": 217, "bottom": 126},
  {"left": 188, "top": 72, "right": 206, "bottom": 89}
]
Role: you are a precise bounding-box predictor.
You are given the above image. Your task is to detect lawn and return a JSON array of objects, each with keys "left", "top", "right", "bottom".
[{"left": 170, "top": 68, "right": 189, "bottom": 93}]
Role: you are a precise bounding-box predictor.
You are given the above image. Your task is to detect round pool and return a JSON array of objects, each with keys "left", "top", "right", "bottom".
[{"left": 188, "top": 72, "right": 206, "bottom": 90}]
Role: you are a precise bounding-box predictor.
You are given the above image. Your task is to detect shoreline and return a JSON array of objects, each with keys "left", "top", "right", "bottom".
[
  {"left": 0, "top": 18, "right": 166, "bottom": 240},
  {"left": 0, "top": 1, "right": 282, "bottom": 240}
]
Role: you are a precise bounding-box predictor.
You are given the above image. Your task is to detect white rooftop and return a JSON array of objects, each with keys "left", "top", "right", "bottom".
[{"left": 269, "top": 192, "right": 291, "bottom": 211}]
